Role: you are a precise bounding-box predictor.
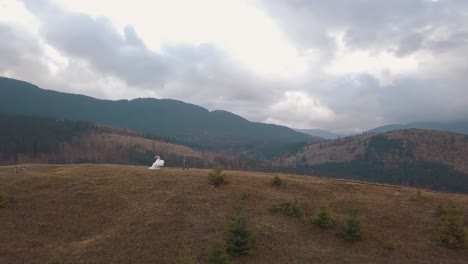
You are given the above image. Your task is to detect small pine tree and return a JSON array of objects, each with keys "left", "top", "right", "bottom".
[
  {"left": 438, "top": 213, "right": 465, "bottom": 248},
  {"left": 271, "top": 175, "right": 282, "bottom": 187},
  {"left": 47, "top": 257, "right": 63, "bottom": 264},
  {"left": 270, "top": 199, "right": 301, "bottom": 217},
  {"left": 207, "top": 241, "right": 230, "bottom": 264},
  {"left": 239, "top": 189, "right": 251, "bottom": 200},
  {"left": 311, "top": 205, "right": 335, "bottom": 229},
  {"left": 410, "top": 189, "right": 422, "bottom": 201},
  {"left": 340, "top": 216, "right": 364, "bottom": 242},
  {"left": 176, "top": 248, "right": 198, "bottom": 264},
  {"left": 225, "top": 216, "right": 256, "bottom": 257},
  {"left": 0, "top": 194, "right": 8, "bottom": 208},
  {"left": 209, "top": 168, "right": 227, "bottom": 187},
  {"left": 436, "top": 202, "right": 466, "bottom": 249},
  {"left": 437, "top": 201, "right": 461, "bottom": 217}
]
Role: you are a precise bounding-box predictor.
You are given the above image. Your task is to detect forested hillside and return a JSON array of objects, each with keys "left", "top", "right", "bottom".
[
  {"left": 282, "top": 129, "right": 468, "bottom": 194},
  {"left": 0, "top": 113, "right": 268, "bottom": 170},
  {"left": 0, "top": 77, "right": 321, "bottom": 158}
]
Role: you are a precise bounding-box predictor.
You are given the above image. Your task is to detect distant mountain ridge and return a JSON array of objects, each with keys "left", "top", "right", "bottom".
[
  {"left": 295, "top": 129, "right": 342, "bottom": 139},
  {"left": 368, "top": 121, "right": 468, "bottom": 135},
  {"left": 282, "top": 129, "right": 468, "bottom": 193},
  {"left": 0, "top": 77, "right": 322, "bottom": 157}
]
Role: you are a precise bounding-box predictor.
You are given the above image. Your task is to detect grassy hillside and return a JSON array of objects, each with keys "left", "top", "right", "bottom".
[
  {"left": 0, "top": 77, "right": 321, "bottom": 157},
  {"left": 282, "top": 129, "right": 468, "bottom": 193},
  {"left": 0, "top": 164, "right": 467, "bottom": 263}
]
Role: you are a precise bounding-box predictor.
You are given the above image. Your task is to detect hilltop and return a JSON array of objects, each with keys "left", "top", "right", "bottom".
[
  {"left": 0, "top": 77, "right": 322, "bottom": 158},
  {"left": 282, "top": 129, "right": 468, "bottom": 193},
  {"left": 0, "top": 164, "right": 467, "bottom": 263}
]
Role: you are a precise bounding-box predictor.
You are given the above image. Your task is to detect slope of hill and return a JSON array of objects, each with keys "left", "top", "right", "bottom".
[
  {"left": 0, "top": 164, "right": 466, "bottom": 263},
  {"left": 0, "top": 113, "right": 268, "bottom": 171},
  {"left": 368, "top": 121, "right": 468, "bottom": 135},
  {"left": 0, "top": 77, "right": 322, "bottom": 157},
  {"left": 282, "top": 129, "right": 468, "bottom": 193}
]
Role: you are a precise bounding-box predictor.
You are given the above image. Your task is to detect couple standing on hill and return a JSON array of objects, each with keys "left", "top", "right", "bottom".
[
  {"left": 149, "top": 155, "right": 164, "bottom": 170},
  {"left": 148, "top": 153, "right": 189, "bottom": 170}
]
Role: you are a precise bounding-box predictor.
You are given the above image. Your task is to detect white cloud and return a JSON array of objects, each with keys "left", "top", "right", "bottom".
[{"left": 267, "top": 91, "right": 334, "bottom": 127}]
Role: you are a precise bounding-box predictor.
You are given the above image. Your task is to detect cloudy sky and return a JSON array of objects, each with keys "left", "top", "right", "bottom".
[{"left": 1, "top": 0, "right": 468, "bottom": 132}]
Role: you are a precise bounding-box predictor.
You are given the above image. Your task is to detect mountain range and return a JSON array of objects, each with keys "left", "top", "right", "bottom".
[
  {"left": 0, "top": 77, "right": 321, "bottom": 158},
  {"left": 368, "top": 121, "right": 468, "bottom": 135},
  {"left": 2, "top": 76, "right": 468, "bottom": 194},
  {"left": 295, "top": 128, "right": 344, "bottom": 139},
  {"left": 298, "top": 121, "right": 468, "bottom": 139}
]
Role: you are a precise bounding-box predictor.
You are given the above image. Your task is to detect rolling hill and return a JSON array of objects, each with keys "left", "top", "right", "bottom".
[
  {"left": 0, "top": 77, "right": 322, "bottom": 158},
  {"left": 281, "top": 129, "right": 468, "bottom": 193},
  {"left": 0, "top": 164, "right": 466, "bottom": 263},
  {"left": 0, "top": 113, "right": 268, "bottom": 171}
]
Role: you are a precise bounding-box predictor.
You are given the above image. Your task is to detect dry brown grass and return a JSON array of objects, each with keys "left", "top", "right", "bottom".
[{"left": 0, "top": 164, "right": 467, "bottom": 263}]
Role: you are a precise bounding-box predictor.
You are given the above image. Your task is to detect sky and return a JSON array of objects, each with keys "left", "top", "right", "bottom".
[{"left": 1, "top": 0, "right": 468, "bottom": 133}]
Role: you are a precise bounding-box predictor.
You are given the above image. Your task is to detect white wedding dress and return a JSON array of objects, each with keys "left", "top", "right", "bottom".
[{"left": 149, "top": 158, "right": 164, "bottom": 170}]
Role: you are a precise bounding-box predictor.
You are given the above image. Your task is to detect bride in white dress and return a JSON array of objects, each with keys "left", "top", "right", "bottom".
[{"left": 149, "top": 155, "right": 164, "bottom": 170}]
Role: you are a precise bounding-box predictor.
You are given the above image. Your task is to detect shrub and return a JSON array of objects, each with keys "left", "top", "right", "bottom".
[
  {"left": 209, "top": 168, "right": 228, "bottom": 187},
  {"left": 0, "top": 194, "right": 8, "bottom": 208},
  {"left": 207, "top": 241, "right": 230, "bottom": 264},
  {"left": 239, "top": 189, "right": 251, "bottom": 200},
  {"left": 311, "top": 205, "right": 335, "bottom": 229},
  {"left": 47, "top": 257, "right": 63, "bottom": 264},
  {"left": 436, "top": 202, "right": 466, "bottom": 248},
  {"left": 436, "top": 201, "right": 462, "bottom": 217},
  {"left": 225, "top": 216, "right": 256, "bottom": 257},
  {"left": 339, "top": 216, "right": 364, "bottom": 242},
  {"left": 176, "top": 248, "right": 198, "bottom": 264},
  {"left": 410, "top": 189, "right": 422, "bottom": 201},
  {"left": 271, "top": 175, "right": 282, "bottom": 187},
  {"left": 383, "top": 241, "right": 396, "bottom": 251},
  {"left": 270, "top": 199, "right": 301, "bottom": 217},
  {"left": 438, "top": 214, "right": 465, "bottom": 248}
]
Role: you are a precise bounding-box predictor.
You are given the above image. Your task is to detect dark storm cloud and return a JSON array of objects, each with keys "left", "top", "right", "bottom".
[
  {"left": 378, "top": 76, "right": 468, "bottom": 123},
  {"left": 161, "top": 43, "right": 280, "bottom": 101},
  {"left": 21, "top": 0, "right": 170, "bottom": 88},
  {"left": 259, "top": 0, "right": 468, "bottom": 55}
]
